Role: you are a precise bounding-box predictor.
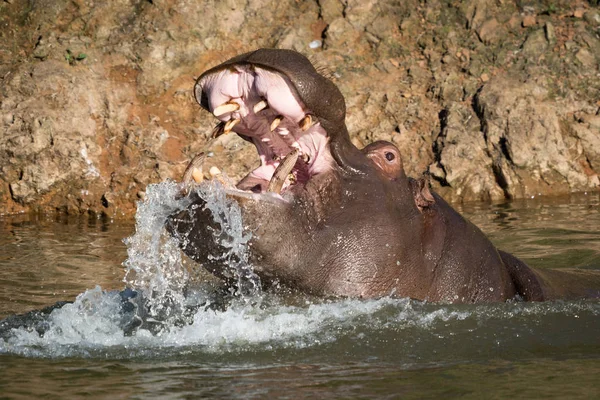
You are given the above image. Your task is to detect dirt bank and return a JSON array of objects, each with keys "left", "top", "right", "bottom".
[{"left": 1, "top": 0, "right": 598, "bottom": 217}]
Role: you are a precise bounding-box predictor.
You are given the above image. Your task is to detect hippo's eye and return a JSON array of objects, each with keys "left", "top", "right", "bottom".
[{"left": 385, "top": 152, "right": 395, "bottom": 162}]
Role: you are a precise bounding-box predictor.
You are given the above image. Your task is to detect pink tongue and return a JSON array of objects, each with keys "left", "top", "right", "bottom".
[{"left": 250, "top": 163, "right": 277, "bottom": 181}]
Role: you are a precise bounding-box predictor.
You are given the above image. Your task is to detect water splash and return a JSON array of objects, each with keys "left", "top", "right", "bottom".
[
  {"left": 193, "top": 181, "right": 260, "bottom": 297},
  {"left": 121, "top": 179, "right": 260, "bottom": 328},
  {"left": 122, "top": 180, "right": 192, "bottom": 326}
]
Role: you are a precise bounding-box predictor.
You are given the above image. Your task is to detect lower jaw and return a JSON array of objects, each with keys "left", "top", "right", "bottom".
[{"left": 180, "top": 145, "right": 328, "bottom": 205}]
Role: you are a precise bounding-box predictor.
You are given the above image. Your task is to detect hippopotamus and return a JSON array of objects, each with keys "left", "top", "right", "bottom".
[{"left": 167, "top": 49, "right": 600, "bottom": 303}]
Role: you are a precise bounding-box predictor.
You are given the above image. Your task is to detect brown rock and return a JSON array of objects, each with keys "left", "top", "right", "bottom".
[
  {"left": 584, "top": 10, "right": 600, "bottom": 26},
  {"left": 522, "top": 29, "right": 548, "bottom": 58},
  {"left": 430, "top": 103, "right": 504, "bottom": 202},
  {"left": 575, "top": 48, "right": 596, "bottom": 67},
  {"left": 544, "top": 22, "right": 556, "bottom": 45},
  {"left": 507, "top": 13, "right": 522, "bottom": 30},
  {"left": 522, "top": 15, "right": 537, "bottom": 27},
  {"left": 318, "top": 0, "right": 345, "bottom": 22},
  {"left": 475, "top": 77, "right": 593, "bottom": 198},
  {"left": 572, "top": 116, "right": 600, "bottom": 172},
  {"left": 477, "top": 18, "right": 501, "bottom": 44}
]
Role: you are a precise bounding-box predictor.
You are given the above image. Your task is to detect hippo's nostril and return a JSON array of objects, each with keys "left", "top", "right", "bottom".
[{"left": 385, "top": 152, "right": 395, "bottom": 162}]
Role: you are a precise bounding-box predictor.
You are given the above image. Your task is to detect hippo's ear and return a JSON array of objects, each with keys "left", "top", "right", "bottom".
[{"left": 414, "top": 174, "right": 435, "bottom": 212}]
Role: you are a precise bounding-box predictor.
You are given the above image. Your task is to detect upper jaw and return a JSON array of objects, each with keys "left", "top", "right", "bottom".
[{"left": 196, "top": 64, "right": 335, "bottom": 195}]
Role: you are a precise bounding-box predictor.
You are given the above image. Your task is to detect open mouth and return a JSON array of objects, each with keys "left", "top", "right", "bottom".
[{"left": 193, "top": 64, "right": 335, "bottom": 195}]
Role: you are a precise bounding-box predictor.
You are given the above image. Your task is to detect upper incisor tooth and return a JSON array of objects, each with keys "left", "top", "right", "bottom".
[
  {"left": 253, "top": 100, "right": 268, "bottom": 114},
  {"left": 270, "top": 116, "right": 282, "bottom": 132},
  {"left": 213, "top": 101, "right": 240, "bottom": 117}
]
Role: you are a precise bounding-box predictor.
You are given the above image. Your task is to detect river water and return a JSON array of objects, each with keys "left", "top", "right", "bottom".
[{"left": 0, "top": 183, "right": 599, "bottom": 399}]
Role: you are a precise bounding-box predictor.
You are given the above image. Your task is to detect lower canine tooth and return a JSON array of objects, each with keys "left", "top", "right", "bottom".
[
  {"left": 213, "top": 101, "right": 240, "bottom": 117},
  {"left": 267, "top": 149, "right": 299, "bottom": 194},
  {"left": 270, "top": 116, "right": 282, "bottom": 132},
  {"left": 300, "top": 115, "right": 313, "bottom": 131},
  {"left": 212, "top": 122, "right": 225, "bottom": 138},
  {"left": 178, "top": 152, "right": 206, "bottom": 197},
  {"left": 182, "top": 152, "right": 206, "bottom": 184},
  {"left": 192, "top": 168, "right": 204, "bottom": 183},
  {"left": 224, "top": 118, "right": 240, "bottom": 134},
  {"left": 253, "top": 100, "right": 268, "bottom": 114}
]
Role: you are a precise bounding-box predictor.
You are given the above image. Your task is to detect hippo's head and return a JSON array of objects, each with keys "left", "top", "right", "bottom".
[
  {"left": 194, "top": 49, "right": 379, "bottom": 195},
  {"left": 169, "top": 49, "right": 438, "bottom": 298}
]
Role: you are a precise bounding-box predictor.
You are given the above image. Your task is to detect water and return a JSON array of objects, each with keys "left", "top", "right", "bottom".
[{"left": 0, "top": 184, "right": 599, "bottom": 399}]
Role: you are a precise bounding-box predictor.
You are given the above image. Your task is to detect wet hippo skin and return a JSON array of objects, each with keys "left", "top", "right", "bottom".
[{"left": 167, "top": 49, "right": 600, "bottom": 303}]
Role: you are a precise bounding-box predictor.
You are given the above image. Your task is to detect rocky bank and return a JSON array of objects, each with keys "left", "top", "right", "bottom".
[{"left": 0, "top": 0, "right": 599, "bottom": 217}]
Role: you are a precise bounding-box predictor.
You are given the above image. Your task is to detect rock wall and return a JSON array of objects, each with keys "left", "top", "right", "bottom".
[{"left": 0, "top": 0, "right": 598, "bottom": 217}]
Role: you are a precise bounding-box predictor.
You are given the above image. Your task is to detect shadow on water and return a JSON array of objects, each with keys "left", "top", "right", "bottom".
[{"left": 0, "top": 184, "right": 599, "bottom": 398}]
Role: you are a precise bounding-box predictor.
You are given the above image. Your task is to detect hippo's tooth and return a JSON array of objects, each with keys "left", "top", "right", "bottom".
[
  {"left": 224, "top": 118, "right": 240, "bottom": 134},
  {"left": 179, "top": 152, "right": 206, "bottom": 197},
  {"left": 192, "top": 169, "right": 204, "bottom": 183},
  {"left": 302, "top": 153, "right": 311, "bottom": 163},
  {"left": 211, "top": 122, "right": 225, "bottom": 138},
  {"left": 213, "top": 101, "right": 240, "bottom": 117},
  {"left": 209, "top": 166, "right": 221, "bottom": 177},
  {"left": 299, "top": 115, "right": 313, "bottom": 131},
  {"left": 184, "top": 154, "right": 206, "bottom": 183},
  {"left": 270, "top": 116, "right": 282, "bottom": 132},
  {"left": 267, "top": 149, "right": 299, "bottom": 193},
  {"left": 253, "top": 100, "right": 268, "bottom": 114}
]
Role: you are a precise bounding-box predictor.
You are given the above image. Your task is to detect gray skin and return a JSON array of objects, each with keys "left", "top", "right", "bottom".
[{"left": 167, "top": 49, "right": 600, "bottom": 303}]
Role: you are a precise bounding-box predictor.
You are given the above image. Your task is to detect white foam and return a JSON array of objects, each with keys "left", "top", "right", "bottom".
[{"left": 2, "top": 283, "right": 600, "bottom": 358}]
